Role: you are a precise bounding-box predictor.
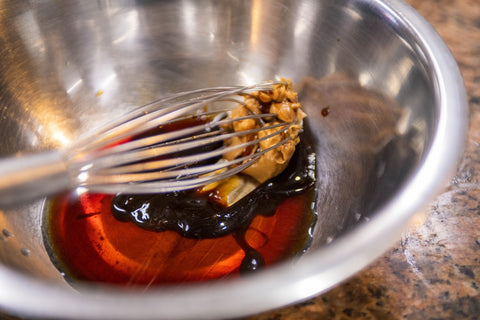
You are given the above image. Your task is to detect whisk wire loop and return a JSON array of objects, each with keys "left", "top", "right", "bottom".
[
  {"left": 72, "top": 80, "right": 297, "bottom": 193},
  {"left": 0, "top": 81, "right": 297, "bottom": 206}
]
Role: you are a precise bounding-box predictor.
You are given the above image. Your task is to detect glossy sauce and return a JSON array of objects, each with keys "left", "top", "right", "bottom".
[
  {"left": 321, "top": 106, "right": 330, "bottom": 117},
  {"left": 44, "top": 119, "right": 317, "bottom": 286}
]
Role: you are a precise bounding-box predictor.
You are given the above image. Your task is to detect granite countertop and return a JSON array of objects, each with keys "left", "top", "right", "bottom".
[{"left": 248, "top": 0, "right": 480, "bottom": 319}]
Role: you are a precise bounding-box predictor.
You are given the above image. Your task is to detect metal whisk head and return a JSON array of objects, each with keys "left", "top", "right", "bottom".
[{"left": 68, "top": 81, "right": 297, "bottom": 194}]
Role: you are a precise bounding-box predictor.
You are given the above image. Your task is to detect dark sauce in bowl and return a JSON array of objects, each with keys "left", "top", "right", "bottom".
[{"left": 44, "top": 119, "right": 317, "bottom": 286}]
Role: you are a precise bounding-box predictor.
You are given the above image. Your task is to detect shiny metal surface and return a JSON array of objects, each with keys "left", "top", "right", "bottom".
[{"left": 0, "top": 0, "right": 467, "bottom": 319}]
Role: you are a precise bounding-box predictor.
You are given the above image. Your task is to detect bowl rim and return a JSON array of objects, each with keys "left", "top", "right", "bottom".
[{"left": 0, "top": 0, "right": 468, "bottom": 318}]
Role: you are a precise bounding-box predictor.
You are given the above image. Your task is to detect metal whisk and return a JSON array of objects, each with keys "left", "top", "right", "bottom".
[{"left": 0, "top": 81, "right": 296, "bottom": 206}]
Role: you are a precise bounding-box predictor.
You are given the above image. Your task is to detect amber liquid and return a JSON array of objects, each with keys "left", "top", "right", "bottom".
[
  {"left": 44, "top": 117, "right": 317, "bottom": 286},
  {"left": 46, "top": 190, "right": 315, "bottom": 286}
]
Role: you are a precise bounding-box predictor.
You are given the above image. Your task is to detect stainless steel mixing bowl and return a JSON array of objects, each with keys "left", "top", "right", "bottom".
[{"left": 0, "top": 0, "right": 467, "bottom": 319}]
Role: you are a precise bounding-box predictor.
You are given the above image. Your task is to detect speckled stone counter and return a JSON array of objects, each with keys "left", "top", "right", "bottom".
[{"left": 247, "top": 0, "right": 480, "bottom": 319}]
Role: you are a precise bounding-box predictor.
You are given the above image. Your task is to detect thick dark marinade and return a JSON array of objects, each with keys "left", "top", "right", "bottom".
[
  {"left": 111, "top": 139, "right": 316, "bottom": 273},
  {"left": 112, "top": 140, "right": 315, "bottom": 238},
  {"left": 45, "top": 118, "right": 317, "bottom": 284}
]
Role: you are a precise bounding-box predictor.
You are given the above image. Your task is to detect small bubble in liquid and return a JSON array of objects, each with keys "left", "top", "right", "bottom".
[{"left": 20, "top": 248, "right": 31, "bottom": 257}]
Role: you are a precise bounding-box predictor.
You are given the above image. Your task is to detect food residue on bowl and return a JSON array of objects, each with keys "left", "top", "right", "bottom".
[{"left": 223, "top": 79, "right": 306, "bottom": 183}]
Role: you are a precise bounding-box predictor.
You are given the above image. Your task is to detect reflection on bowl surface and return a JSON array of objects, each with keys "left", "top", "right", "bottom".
[{"left": 0, "top": 0, "right": 467, "bottom": 319}]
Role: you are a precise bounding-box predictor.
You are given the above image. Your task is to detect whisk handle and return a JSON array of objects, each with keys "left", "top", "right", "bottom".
[{"left": 0, "top": 151, "right": 70, "bottom": 207}]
